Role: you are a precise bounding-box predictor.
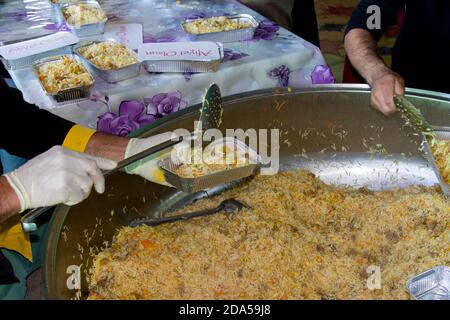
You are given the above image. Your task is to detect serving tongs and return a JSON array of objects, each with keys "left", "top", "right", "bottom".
[
  {"left": 22, "top": 84, "right": 257, "bottom": 231},
  {"left": 21, "top": 136, "right": 188, "bottom": 232}
]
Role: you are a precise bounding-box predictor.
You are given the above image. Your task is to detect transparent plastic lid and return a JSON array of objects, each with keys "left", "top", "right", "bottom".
[{"left": 0, "top": 0, "right": 57, "bottom": 45}]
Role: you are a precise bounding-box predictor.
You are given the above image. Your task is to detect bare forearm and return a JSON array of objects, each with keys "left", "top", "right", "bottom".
[
  {"left": 345, "top": 28, "right": 405, "bottom": 115},
  {"left": 344, "top": 28, "right": 390, "bottom": 85},
  {"left": 84, "top": 132, "right": 130, "bottom": 162},
  {"left": 0, "top": 176, "right": 21, "bottom": 224}
]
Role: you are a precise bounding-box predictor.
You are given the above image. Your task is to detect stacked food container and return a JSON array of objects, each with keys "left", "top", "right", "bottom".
[
  {"left": 0, "top": 0, "right": 145, "bottom": 105},
  {"left": 0, "top": 0, "right": 263, "bottom": 106},
  {"left": 138, "top": 14, "right": 258, "bottom": 74}
]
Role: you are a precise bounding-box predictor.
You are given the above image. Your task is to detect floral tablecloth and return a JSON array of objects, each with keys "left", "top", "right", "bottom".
[{"left": 2, "top": 0, "right": 335, "bottom": 133}]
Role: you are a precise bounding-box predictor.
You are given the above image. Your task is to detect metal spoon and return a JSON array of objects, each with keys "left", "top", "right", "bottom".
[{"left": 129, "top": 198, "right": 249, "bottom": 227}]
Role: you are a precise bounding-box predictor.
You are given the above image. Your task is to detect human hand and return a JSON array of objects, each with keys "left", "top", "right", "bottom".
[
  {"left": 4, "top": 146, "right": 117, "bottom": 212},
  {"left": 368, "top": 67, "right": 405, "bottom": 115},
  {"left": 124, "top": 132, "right": 179, "bottom": 186}
]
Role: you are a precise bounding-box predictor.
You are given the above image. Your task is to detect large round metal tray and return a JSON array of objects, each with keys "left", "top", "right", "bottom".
[{"left": 42, "top": 84, "right": 450, "bottom": 299}]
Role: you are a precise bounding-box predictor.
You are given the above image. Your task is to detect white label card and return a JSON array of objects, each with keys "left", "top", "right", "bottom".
[
  {"left": 137, "top": 42, "right": 222, "bottom": 61},
  {"left": 0, "top": 32, "right": 79, "bottom": 60},
  {"left": 103, "top": 23, "right": 143, "bottom": 50}
]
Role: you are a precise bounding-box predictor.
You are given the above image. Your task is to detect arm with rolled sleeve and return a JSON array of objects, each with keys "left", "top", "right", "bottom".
[
  {"left": 344, "top": 0, "right": 406, "bottom": 115},
  {"left": 0, "top": 75, "right": 177, "bottom": 267},
  {"left": 0, "top": 76, "right": 132, "bottom": 161}
]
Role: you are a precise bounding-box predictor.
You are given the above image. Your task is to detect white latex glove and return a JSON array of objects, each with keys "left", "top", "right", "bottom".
[
  {"left": 124, "top": 132, "right": 179, "bottom": 186},
  {"left": 4, "top": 146, "right": 117, "bottom": 212}
]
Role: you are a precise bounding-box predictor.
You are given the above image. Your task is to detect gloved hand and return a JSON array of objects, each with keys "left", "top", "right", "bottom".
[
  {"left": 4, "top": 146, "right": 117, "bottom": 212},
  {"left": 124, "top": 132, "right": 180, "bottom": 186}
]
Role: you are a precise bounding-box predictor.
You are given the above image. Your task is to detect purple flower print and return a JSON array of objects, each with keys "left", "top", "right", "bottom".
[
  {"left": 43, "top": 23, "right": 71, "bottom": 32},
  {"left": 97, "top": 112, "right": 117, "bottom": 133},
  {"left": 97, "top": 92, "right": 188, "bottom": 136},
  {"left": 310, "top": 65, "right": 336, "bottom": 84},
  {"left": 288, "top": 65, "right": 336, "bottom": 87},
  {"left": 97, "top": 100, "right": 156, "bottom": 136},
  {"left": 143, "top": 35, "right": 176, "bottom": 43},
  {"left": 184, "top": 11, "right": 207, "bottom": 20},
  {"left": 109, "top": 115, "right": 141, "bottom": 137},
  {"left": 90, "top": 90, "right": 110, "bottom": 111},
  {"left": 145, "top": 91, "right": 188, "bottom": 117},
  {"left": 183, "top": 11, "right": 231, "bottom": 21},
  {"left": 268, "top": 65, "right": 291, "bottom": 87},
  {"left": 253, "top": 19, "right": 280, "bottom": 41},
  {"left": 223, "top": 48, "right": 249, "bottom": 62},
  {"left": 143, "top": 29, "right": 193, "bottom": 43},
  {"left": 8, "top": 11, "right": 28, "bottom": 22},
  {"left": 182, "top": 72, "right": 197, "bottom": 82}
]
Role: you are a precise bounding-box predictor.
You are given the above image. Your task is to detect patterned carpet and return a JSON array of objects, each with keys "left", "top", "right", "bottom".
[{"left": 315, "top": 0, "right": 399, "bottom": 82}]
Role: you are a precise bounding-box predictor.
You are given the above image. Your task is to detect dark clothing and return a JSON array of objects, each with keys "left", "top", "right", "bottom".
[
  {"left": 0, "top": 76, "right": 74, "bottom": 159},
  {"left": 292, "top": 0, "right": 320, "bottom": 48},
  {"left": 345, "top": 0, "right": 450, "bottom": 94},
  {"left": 0, "top": 76, "right": 74, "bottom": 285},
  {"left": 0, "top": 252, "right": 18, "bottom": 284}
]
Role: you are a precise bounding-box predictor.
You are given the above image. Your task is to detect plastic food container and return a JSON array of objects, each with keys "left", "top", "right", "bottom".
[
  {"left": 60, "top": 0, "right": 108, "bottom": 37},
  {"left": 407, "top": 266, "right": 450, "bottom": 300},
  {"left": 33, "top": 54, "right": 94, "bottom": 103},
  {"left": 422, "top": 128, "right": 450, "bottom": 197},
  {"left": 181, "top": 14, "right": 258, "bottom": 43},
  {"left": 139, "top": 41, "right": 223, "bottom": 73},
  {"left": 158, "top": 137, "right": 260, "bottom": 193},
  {"left": 74, "top": 41, "right": 141, "bottom": 83}
]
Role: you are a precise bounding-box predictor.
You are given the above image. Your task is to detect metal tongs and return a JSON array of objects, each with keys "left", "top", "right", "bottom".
[
  {"left": 22, "top": 84, "right": 257, "bottom": 231},
  {"left": 21, "top": 83, "right": 225, "bottom": 232},
  {"left": 21, "top": 135, "right": 189, "bottom": 232},
  {"left": 129, "top": 198, "right": 249, "bottom": 227}
]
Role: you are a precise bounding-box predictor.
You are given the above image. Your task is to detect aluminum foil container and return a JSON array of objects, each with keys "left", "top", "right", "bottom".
[
  {"left": 33, "top": 54, "right": 94, "bottom": 103},
  {"left": 1, "top": 43, "right": 72, "bottom": 70},
  {"left": 407, "top": 266, "right": 450, "bottom": 300},
  {"left": 422, "top": 128, "right": 450, "bottom": 197},
  {"left": 158, "top": 137, "right": 260, "bottom": 193},
  {"left": 181, "top": 14, "right": 258, "bottom": 43},
  {"left": 141, "top": 42, "right": 223, "bottom": 73},
  {"left": 49, "top": 0, "right": 79, "bottom": 8},
  {"left": 60, "top": 1, "right": 107, "bottom": 38},
  {"left": 74, "top": 41, "right": 141, "bottom": 83},
  {"left": 0, "top": 32, "right": 76, "bottom": 70}
]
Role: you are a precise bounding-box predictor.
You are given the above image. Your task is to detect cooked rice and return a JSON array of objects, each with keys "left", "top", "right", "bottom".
[
  {"left": 77, "top": 42, "right": 138, "bottom": 70},
  {"left": 88, "top": 169, "right": 449, "bottom": 300},
  {"left": 183, "top": 16, "right": 253, "bottom": 34},
  {"left": 431, "top": 139, "right": 450, "bottom": 184},
  {"left": 62, "top": 3, "right": 106, "bottom": 26},
  {"left": 175, "top": 144, "right": 249, "bottom": 178},
  {"left": 36, "top": 56, "right": 93, "bottom": 94}
]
